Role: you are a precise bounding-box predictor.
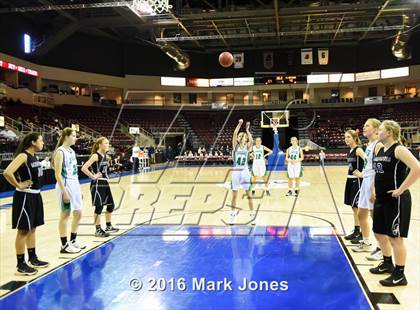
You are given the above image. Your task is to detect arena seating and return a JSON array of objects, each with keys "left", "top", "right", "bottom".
[
  {"left": 0, "top": 98, "right": 57, "bottom": 129},
  {"left": 118, "top": 109, "right": 183, "bottom": 133},
  {"left": 53, "top": 105, "right": 134, "bottom": 151},
  {"left": 1, "top": 100, "right": 418, "bottom": 156},
  {"left": 308, "top": 103, "right": 420, "bottom": 147},
  {"left": 182, "top": 111, "right": 260, "bottom": 146}
]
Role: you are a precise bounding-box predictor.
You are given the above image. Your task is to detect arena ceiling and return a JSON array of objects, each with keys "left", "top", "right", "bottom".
[{"left": 1, "top": 0, "right": 419, "bottom": 54}]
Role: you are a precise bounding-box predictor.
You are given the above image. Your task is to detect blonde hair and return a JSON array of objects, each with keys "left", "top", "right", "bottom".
[
  {"left": 366, "top": 118, "right": 381, "bottom": 129},
  {"left": 381, "top": 120, "right": 401, "bottom": 141},
  {"left": 91, "top": 137, "right": 108, "bottom": 155},
  {"left": 345, "top": 129, "right": 361, "bottom": 146},
  {"left": 51, "top": 127, "right": 75, "bottom": 167}
]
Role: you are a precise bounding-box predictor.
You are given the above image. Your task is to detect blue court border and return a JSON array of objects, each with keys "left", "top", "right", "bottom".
[{"left": 0, "top": 222, "right": 375, "bottom": 309}]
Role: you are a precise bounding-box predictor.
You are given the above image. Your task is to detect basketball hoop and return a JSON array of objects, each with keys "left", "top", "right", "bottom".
[{"left": 261, "top": 110, "right": 289, "bottom": 128}]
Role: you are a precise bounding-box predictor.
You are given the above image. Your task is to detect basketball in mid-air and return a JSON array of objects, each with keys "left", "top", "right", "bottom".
[{"left": 219, "top": 51, "right": 234, "bottom": 67}]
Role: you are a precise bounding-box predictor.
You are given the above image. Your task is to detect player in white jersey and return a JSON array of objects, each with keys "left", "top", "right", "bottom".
[
  {"left": 251, "top": 136, "right": 273, "bottom": 196},
  {"left": 52, "top": 128, "right": 85, "bottom": 254},
  {"left": 285, "top": 137, "right": 304, "bottom": 196},
  {"left": 352, "top": 119, "right": 383, "bottom": 260},
  {"left": 229, "top": 119, "right": 254, "bottom": 225}
]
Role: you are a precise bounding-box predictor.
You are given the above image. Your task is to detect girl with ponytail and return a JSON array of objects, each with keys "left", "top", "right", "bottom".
[
  {"left": 82, "top": 137, "right": 119, "bottom": 237},
  {"left": 53, "top": 127, "right": 85, "bottom": 254},
  {"left": 343, "top": 128, "right": 366, "bottom": 243},
  {"left": 4, "top": 133, "right": 49, "bottom": 275}
]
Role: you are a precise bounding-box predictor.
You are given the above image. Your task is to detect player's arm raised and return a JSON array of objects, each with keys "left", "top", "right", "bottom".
[
  {"left": 388, "top": 145, "right": 420, "bottom": 197},
  {"left": 246, "top": 121, "right": 253, "bottom": 150},
  {"left": 232, "top": 119, "right": 243, "bottom": 149}
]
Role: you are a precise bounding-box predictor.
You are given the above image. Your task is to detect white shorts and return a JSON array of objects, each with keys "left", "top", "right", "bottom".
[
  {"left": 56, "top": 179, "right": 83, "bottom": 211},
  {"left": 287, "top": 162, "right": 303, "bottom": 179},
  {"left": 358, "top": 175, "right": 374, "bottom": 210},
  {"left": 231, "top": 168, "right": 251, "bottom": 191},
  {"left": 252, "top": 160, "right": 266, "bottom": 177}
]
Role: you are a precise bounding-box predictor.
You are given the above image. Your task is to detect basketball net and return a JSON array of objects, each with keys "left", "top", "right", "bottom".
[
  {"left": 130, "top": 0, "right": 172, "bottom": 15},
  {"left": 271, "top": 118, "right": 280, "bottom": 127}
]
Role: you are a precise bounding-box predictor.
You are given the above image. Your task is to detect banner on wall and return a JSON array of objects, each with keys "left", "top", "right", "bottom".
[
  {"left": 233, "top": 52, "right": 244, "bottom": 69},
  {"left": 129, "top": 127, "right": 140, "bottom": 134},
  {"left": 318, "top": 48, "right": 329, "bottom": 65},
  {"left": 301, "top": 48, "right": 313, "bottom": 65},
  {"left": 263, "top": 52, "right": 274, "bottom": 70},
  {"left": 364, "top": 96, "right": 383, "bottom": 105}
]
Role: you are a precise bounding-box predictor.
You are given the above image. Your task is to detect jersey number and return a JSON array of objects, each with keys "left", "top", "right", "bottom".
[
  {"left": 236, "top": 157, "right": 246, "bottom": 166},
  {"left": 290, "top": 154, "right": 298, "bottom": 160}
]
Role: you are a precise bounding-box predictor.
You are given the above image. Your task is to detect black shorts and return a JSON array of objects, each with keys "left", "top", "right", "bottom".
[
  {"left": 344, "top": 177, "right": 361, "bottom": 208},
  {"left": 12, "top": 191, "right": 44, "bottom": 230},
  {"left": 90, "top": 179, "right": 115, "bottom": 214},
  {"left": 373, "top": 191, "right": 411, "bottom": 238}
]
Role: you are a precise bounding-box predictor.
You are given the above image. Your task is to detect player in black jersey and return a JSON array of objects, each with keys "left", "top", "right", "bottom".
[
  {"left": 4, "top": 133, "right": 49, "bottom": 275},
  {"left": 369, "top": 120, "right": 419, "bottom": 287},
  {"left": 343, "top": 129, "right": 365, "bottom": 244},
  {"left": 82, "top": 137, "right": 119, "bottom": 238}
]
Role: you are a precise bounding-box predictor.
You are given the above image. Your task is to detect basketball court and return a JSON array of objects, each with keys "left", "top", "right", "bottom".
[{"left": 1, "top": 164, "right": 419, "bottom": 309}]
